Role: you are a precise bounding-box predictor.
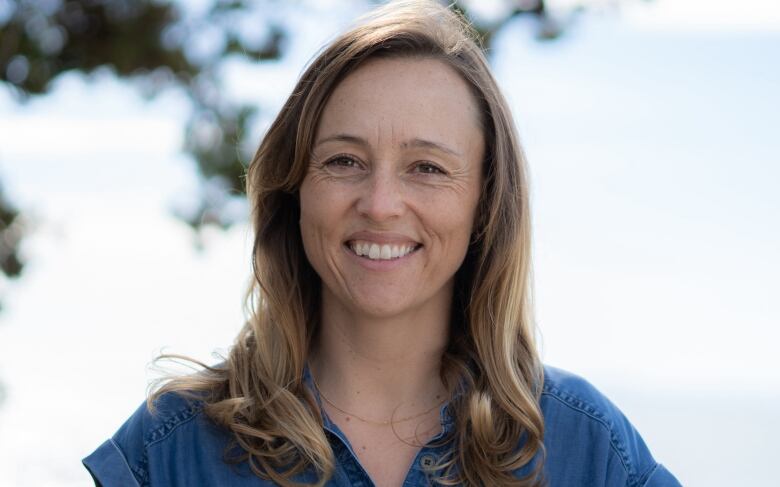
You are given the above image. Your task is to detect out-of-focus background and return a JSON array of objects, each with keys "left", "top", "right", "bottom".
[{"left": 0, "top": 0, "right": 777, "bottom": 485}]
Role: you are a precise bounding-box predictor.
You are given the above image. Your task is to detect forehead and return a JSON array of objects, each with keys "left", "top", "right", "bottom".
[{"left": 315, "top": 56, "right": 483, "bottom": 151}]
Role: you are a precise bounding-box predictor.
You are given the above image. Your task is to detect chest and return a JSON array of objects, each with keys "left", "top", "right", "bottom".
[
  {"left": 353, "top": 442, "right": 421, "bottom": 487},
  {"left": 327, "top": 415, "right": 442, "bottom": 487}
]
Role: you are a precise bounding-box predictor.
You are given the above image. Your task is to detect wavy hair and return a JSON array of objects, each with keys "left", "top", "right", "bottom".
[{"left": 151, "top": 1, "right": 544, "bottom": 485}]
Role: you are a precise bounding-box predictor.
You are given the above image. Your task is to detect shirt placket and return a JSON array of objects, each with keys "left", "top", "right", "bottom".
[{"left": 304, "top": 365, "right": 457, "bottom": 486}]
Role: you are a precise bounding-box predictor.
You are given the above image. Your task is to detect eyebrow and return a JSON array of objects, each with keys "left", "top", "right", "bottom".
[{"left": 314, "top": 133, "right": 463, "bottom": 157}]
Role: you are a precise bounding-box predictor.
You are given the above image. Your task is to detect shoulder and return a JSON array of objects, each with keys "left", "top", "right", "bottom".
[
  {"left": 116, "top": 391, "right": 206, "bottom": 454},
  {"left": 539, "top": 365, "right": 681, "bottom": 487},
  {"left": 82, "top": 392, "right": 220, "bottom": 487},
  {"left": 541, "top": 365, "right": 623, "bottom": 423}
]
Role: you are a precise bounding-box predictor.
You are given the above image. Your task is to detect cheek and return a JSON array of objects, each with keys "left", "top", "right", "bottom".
[
  {"left": 451, "top": 199, "right": 480, "bottom": 260},
  {"left": 426, "top": 197, "right": 479, "bottom": 263},
  {"left": 298, "top": 181, "right": 325, "bottom": 262},
  {"left": 446, "top": 188, "right": 480, "bottom": 233},
  {"left": 301, "top": 176, "right": 348, "bottom": 213},
  {"left": 299, "top": 180, "right": 348, "bottom": 254}
]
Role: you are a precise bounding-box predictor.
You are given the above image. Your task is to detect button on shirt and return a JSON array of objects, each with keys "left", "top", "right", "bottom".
[{"left": 83, "top": 366, "right": 682, "bottom": 486}]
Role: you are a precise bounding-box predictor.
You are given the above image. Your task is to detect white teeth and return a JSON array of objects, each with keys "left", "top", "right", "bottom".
[
  {"left": 368, "top": 243, "right": 380, "bottom": 259},
  {"left": 349, "top": 240, "right": 418, "bottom": 260}
]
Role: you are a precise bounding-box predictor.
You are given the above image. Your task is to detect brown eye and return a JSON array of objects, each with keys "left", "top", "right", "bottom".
[
  {"left": 324, "top": 154, "right": 362, "bottom": 170},
  {"left": 415, "top": 162, "right": 446, "bottom": 175}
]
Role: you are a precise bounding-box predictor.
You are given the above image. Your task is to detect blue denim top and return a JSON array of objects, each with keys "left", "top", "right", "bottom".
[{"left": 83, "top": 366, "right": 682, "bottom": 486}]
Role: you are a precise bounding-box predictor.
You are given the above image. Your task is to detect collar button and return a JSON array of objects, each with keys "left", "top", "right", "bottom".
[{"left": 420, "top": 454, "right": 436, "bottom": 468}]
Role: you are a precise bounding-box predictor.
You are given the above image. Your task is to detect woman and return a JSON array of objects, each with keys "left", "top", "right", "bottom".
[{"left": 84, "top": 1, "right": 682, "bottom": 486}]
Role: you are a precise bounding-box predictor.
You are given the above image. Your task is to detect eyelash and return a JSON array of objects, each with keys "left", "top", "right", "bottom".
[
  {"left": 323, "top": 154, "right": 361, "bottom": 168},
  {"left": 415, "top": 162, "right": 446, "bottom": 175}
]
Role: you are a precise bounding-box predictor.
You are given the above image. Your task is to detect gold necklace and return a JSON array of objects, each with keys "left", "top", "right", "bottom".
[{"left": 311, "top": 372, "right": 447, "bottom": 426}]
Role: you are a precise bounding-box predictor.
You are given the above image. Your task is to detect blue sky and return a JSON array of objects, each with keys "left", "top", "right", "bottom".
[{"left": 0, "top": 1, "right": 778, "bottom": 485}]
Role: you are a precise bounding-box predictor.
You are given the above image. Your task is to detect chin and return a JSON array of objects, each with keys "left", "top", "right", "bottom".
[
  {"left": 353, "top": 286, "right": 433, "bottom": 318},
  {"left": 347, "top": 297, "right": 416, "bottom": 320}
]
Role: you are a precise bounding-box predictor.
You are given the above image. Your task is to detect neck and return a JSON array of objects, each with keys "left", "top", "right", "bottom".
[{"left": 309, "top": 288, "right": 451, "bottom": 421}]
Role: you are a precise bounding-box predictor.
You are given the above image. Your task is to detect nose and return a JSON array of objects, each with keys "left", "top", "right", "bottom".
[{"left": 355, "top": 169, "right": 405, "bottom": 223}]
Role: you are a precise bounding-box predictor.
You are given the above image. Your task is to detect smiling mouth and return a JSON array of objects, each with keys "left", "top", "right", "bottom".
[{"left": 346, "top": 240, "right": 422, "bottom": 261}]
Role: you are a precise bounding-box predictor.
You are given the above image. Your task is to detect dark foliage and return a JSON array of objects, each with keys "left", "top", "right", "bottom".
[{"left": 0, "top": 0, "right": 286, "bottom": 283}]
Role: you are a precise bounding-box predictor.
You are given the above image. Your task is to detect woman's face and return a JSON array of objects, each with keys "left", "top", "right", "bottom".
[{"left": 299, "top": 57, "right": 485, "bottom": 320}]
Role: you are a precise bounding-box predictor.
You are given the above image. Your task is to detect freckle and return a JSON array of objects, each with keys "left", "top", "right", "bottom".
[
  {"left": 361, "top": 446, "right": 367, "bottom": 451},
  {"left": 345, "top": 417, "right": 351, "bottom": 422},
  {"left": 356, "top": 390, "right": 360, "bottom": 395}
]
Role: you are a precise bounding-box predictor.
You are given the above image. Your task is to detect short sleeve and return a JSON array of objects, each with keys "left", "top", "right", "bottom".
[
  {"left": 641, "top": 464, "right": 682, "bottom": 487},
  {"left": 82, "top": 438, "right": 142, "bottom": 487},
  {"left": 82, "top": 393, "right": 214, "bottom": 486},
  {"left": 82, "top": 400, "right": 154, "bottom": 487}
]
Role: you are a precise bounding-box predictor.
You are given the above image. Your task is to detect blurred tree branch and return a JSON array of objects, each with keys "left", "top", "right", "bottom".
[{"left": 0, "top": 0, "right": 285, "bottom": 290}]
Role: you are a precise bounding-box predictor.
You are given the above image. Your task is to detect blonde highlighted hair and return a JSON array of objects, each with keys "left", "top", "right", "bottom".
[{"left": 151, "top": 1, "right": 545, "bottom": 485}]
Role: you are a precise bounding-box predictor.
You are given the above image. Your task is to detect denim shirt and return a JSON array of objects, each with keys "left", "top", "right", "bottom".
[{"left": 83, "top": 366, "right": 682, "bottom": 486}]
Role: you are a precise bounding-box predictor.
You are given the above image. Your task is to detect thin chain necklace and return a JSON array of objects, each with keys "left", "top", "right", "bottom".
[{"left": 310, "top": 371, "right": 447, "bottom": 426}]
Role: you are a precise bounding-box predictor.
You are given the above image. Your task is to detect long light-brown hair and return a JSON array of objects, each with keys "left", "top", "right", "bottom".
[{"left": 151, "top": 1, "right": 544, "bottom": 485}]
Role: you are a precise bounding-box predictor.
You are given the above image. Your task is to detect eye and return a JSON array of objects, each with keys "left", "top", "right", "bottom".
[
  {"left": 323, "top": 154, "right": 362, "bottom": 170},
  {"left": 414, "top": 162, "right": 446, "bottom": 175}
]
